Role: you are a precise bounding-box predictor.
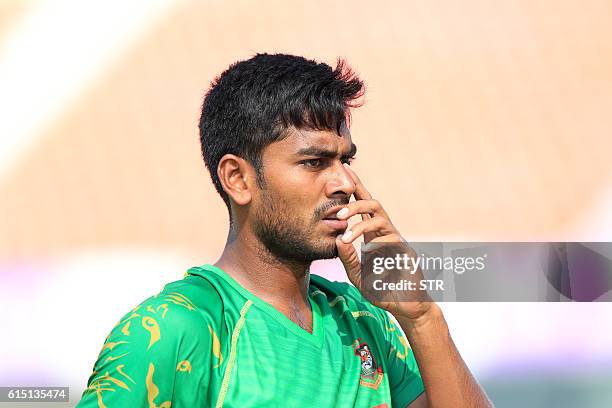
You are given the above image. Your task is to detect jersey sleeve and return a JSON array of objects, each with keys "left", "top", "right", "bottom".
[
  {"left": 76, "top": 288, "right": 213, "bottom": 407},
  {"left": 378, "top": 308, "right": 425, "bottom": 407}
]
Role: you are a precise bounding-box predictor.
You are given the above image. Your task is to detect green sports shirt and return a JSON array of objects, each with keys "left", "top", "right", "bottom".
[{"left": 77, "top": 264, "right": 424, "bottom": 407}]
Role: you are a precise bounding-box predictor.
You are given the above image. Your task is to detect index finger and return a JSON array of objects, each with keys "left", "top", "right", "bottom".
[
  {"left": 343, "top": 163, "right": 374, "bottom": 222},
  {"left": 343, "top": 163, "right": 372, "bottom": 201}
]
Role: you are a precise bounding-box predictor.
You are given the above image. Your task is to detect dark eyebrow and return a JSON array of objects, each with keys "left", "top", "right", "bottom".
[{"left": 296, "top": 143, "right": 357, "bottom": 159}]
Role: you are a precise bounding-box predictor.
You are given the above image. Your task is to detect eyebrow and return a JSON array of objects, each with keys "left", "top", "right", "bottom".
[{"left": 295, "top": 143, "right": 357, "bottom": 159}]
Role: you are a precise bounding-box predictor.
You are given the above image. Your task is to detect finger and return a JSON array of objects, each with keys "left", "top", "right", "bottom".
[
  {"left": 343, "top": 164, "right": 375, "bottom": 223},
  {"left": 340, "top": 217, "right": 398, "bottom": 244},
  {"left": 336, "top": 199, "right": 389, "bottom": 221},
  {"left": 344, "top": 163, "right": 372, "bottom": 201},
  {"left": 336, "top": 235, "right": 361, "bottom": 288}
]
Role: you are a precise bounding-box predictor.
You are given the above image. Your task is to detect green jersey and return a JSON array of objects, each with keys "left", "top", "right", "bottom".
[{"left": 77, "top": 264, "right": 424, "bottom": 407}]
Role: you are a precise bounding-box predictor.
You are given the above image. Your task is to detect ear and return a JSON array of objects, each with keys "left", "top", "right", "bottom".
[{"left": 217, "top": 154, "right": 255, "bottom": 206}]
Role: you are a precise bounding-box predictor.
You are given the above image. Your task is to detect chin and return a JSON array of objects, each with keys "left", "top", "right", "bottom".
[{"left": 313, "top": 244, "right": 339, "bottom": 260}]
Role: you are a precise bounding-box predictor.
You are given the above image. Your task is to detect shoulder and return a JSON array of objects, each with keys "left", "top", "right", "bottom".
[
  {"left": 310, "top": 274, "right": 389, "bottom": 321},
  {"left": 105, "top": 273, "right": 225, "bottom": 351},
  {"left": 79, "top": 274, "right": 223, "bottom": 406},
  {"left": 310, "top": 274, "right": 363, "bottom": 301},
  {"left": 156, "top": 273, "right": 224, "bottom": 320}
]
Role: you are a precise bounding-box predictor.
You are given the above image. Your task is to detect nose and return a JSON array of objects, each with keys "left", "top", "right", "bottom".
[{"left": 325, "top": 162, "right": 356, "bottom": 199}]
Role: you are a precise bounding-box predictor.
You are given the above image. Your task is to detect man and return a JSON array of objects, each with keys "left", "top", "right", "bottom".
[{"left": 77, "top": 53, "right": 492, "bottom": 407}]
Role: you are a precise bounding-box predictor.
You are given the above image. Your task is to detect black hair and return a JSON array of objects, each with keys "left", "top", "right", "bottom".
[{"left": 198, "top": 53, "right": 365, "bottom": 214}]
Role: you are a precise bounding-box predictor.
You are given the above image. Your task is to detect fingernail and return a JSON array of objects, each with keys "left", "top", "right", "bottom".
[
  {"left": 337, "top": 208, "right": 349, "bottom": 218},
  {"left": 342, "top": 230, "right": 353, "bottom": 242}
]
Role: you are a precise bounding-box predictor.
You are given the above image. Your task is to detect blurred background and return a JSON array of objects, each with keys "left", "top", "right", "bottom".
[{"left": 1, "top": 0, "right": 612, "bottom": 406}]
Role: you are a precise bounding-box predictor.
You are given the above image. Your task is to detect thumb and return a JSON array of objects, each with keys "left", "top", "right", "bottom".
[{"left": 336, "top": 235, "right": 361, "bottom": 288}]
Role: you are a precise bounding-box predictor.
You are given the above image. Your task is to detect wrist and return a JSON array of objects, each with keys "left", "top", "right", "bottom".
[{"left": 396, "top": 302, "right": 446, "bottom": 334}]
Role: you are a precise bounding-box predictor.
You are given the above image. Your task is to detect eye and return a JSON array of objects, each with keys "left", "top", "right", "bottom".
[{"left": 301, "top": 158, "right": 323, "bottom": 168}]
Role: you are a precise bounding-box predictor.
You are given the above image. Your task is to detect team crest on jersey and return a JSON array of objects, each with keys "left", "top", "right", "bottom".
[{"left": 353, "top": 338, "right": 384, "bottom": 390}]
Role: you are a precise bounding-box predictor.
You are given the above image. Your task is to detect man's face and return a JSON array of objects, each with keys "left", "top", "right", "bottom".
[{"left": 251, "top": 124, "right": 357, "bottom": 264}]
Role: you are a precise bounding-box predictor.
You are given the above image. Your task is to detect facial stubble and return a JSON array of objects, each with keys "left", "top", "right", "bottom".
[{"left": 253, "top": 189, "right": 339, "bottom": 265}]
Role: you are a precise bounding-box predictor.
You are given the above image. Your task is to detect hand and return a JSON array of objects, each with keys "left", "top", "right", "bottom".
[{"left": 335, "top": 164, "right": 433, "bottom": 321}]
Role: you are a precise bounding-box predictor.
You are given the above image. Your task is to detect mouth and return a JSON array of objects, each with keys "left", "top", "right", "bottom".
[
  {"left": 321, "top": 218, "right": 349, "bottom": 231},
  {"left": 321, "top": 209, "right": 348, "bottom": 231}
]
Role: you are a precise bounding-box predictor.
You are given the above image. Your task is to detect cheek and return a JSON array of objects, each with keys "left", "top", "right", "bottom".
[
  {"left": 264, "top": 187, "right": 308, "bottom": 219},
  {"left": 273, "top": 178, "right": 317, "bottom": 202},
  {"left": 266, "top": 170, "right": 325, "bottom": 217}
]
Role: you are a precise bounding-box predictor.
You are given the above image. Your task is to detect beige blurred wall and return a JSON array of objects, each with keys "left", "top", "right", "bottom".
[{"left": 1, "top": 0, "right": 611, "bottom": 260}]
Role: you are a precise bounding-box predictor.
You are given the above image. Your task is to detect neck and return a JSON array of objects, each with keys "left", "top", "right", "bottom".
[{"left": 214, "top": 227, "right": 312, "bottom": 308}]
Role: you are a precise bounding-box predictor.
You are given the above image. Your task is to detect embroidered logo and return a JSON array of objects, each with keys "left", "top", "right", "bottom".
[{"left": 353, "top": 338, "right": 384, "bottom": 390}]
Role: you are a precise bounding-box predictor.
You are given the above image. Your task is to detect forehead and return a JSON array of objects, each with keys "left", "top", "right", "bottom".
[{"left": 277, "top": 124, "right": 352, "bottom": 152}]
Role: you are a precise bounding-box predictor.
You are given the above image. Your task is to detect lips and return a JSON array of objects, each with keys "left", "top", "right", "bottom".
[
  {"left": 321, "top": 207, "right": 348, "bottom": 231},
  {"left": 321, "top": 206, "right": 346, "bottom": 220},
  {"left": 321, "top": 218, "right": 349, "bottom": 231}
]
